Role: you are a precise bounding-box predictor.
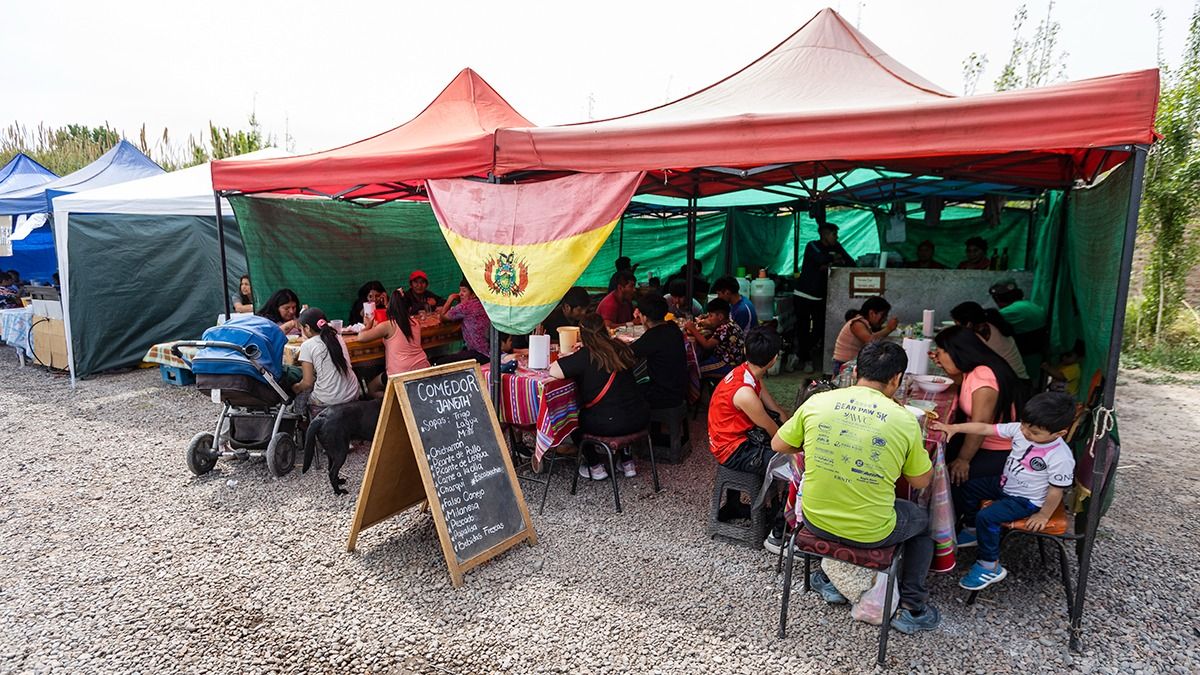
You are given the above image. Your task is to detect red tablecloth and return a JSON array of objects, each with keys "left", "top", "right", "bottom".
[{"left": 482, "top": 365, "right": 579, "bottom": 462}]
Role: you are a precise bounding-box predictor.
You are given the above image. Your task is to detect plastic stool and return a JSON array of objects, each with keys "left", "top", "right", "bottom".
[
  {"left": 707, "top": 464, "right": 767, "bottom": 548},
  {"left": 647, "top": 402, "right": 691, "bottom": 464}
]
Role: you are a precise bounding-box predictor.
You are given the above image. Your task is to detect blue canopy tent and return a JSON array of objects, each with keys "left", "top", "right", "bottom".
[
  {"left": 0, "top": 141, "right": 162, "bottom": 281},
  {"left": 0, "top": 154, "right": 58, "bottom": 279}
]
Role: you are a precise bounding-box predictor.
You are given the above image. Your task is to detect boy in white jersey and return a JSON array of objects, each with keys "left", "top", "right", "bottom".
[{"left": 932, "top": 391, "right": 1077, "bottom": 591}]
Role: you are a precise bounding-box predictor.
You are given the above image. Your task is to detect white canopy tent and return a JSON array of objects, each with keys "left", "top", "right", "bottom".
[{"left": 52, "top": 148, "right": 290, "bottom": 383}]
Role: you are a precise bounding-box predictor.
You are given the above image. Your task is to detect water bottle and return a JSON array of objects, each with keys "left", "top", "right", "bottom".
[{"left": 750, "top": 270, "right": 776, "bottom": 321}]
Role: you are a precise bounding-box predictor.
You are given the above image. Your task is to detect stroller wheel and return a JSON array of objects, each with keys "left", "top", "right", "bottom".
[
  {"left": 186, "top": 432, "right": 218, "bottom": 476},
  {"left": 266, "top": 432, "right": 297, "bottom": 477}
]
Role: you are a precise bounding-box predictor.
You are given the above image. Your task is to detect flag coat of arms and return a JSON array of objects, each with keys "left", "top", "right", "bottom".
[{"left": 426, "top": 171, "right": 644, "bottom": 335}]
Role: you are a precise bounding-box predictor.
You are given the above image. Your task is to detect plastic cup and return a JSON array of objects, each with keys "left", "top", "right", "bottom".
[
  {"left": 361, "top": 302, "right": 375, "bottom": 319},
  {"left": 330, "top": 320, "right": 343, "bottom": 332}
]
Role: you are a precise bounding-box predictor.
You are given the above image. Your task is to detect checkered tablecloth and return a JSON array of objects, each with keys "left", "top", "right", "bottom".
[
  {"left": 483, "top": 365, "right": 580, "bottom": 462},
  {"left": 0, "top": 307, "right": 34, "bottom": 359}
]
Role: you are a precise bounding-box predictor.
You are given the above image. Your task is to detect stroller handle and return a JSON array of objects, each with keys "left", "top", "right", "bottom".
[{"left": 172, "top": 340, "right": 261, "bottom": 365}]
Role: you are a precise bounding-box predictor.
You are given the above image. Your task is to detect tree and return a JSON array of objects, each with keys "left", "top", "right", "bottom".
[
  {"left": 994, "top": 2, "right": 1069, "bottom": 92},
  {"left": 962, "top": 52, "right": 989, "bottom": 95},
  {"left": 1137, "top": 3, "right": 1200, "bottom": 346}
]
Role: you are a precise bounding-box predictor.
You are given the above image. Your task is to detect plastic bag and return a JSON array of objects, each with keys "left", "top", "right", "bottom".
[{"left": 850, "top": 571, "right": 900, "bottom": 626}]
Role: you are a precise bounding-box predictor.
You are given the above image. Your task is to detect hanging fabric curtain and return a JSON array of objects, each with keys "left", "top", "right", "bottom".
[{"left": 427, "top": 171, "right": 644, "bottom": 334}]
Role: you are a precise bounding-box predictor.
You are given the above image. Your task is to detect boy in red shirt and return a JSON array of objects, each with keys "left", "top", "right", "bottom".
[{"left": 708, "top": 327, "right": 788, "bottom": 550}]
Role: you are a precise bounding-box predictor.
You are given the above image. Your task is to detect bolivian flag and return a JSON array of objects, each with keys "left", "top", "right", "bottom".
[{"left": 426, "top": 172, "right": 644, "bottom": 335}]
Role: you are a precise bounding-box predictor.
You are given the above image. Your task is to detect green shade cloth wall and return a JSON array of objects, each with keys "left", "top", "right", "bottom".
[
  {"left": 1053, "top": 162, "right": 1134, "bottom": 392},
  {"left": 67, "top": 214, "right": 246, "bottom": 377},
  {"left": 875, "top": 205, "right": 1037, "bottom": 270},
  {"left": 575, "top": 208, "right": 883, "bottom": 288},
  {"left": 575, "top": 212, "right": 727, "bottom": 287},
  {"left": 229, "top": 196, "right": 460, "bottom": 323}
]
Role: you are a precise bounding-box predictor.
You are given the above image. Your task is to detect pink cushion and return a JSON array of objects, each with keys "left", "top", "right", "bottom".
[
  {"left": 794, "top": 527, "right": 898, "bottom": 570},
  {"left": 582, "top": 431, "right": 649, "bottom": 448}
]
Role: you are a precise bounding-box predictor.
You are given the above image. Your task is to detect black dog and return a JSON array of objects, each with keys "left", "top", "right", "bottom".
[{"left": 303, "top": 399, "right": 382, "bottom": 495}]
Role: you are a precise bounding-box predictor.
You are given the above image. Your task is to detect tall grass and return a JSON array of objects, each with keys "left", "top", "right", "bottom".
[{"left": 0, "top": 117, "right": 270, "bottom": 177}]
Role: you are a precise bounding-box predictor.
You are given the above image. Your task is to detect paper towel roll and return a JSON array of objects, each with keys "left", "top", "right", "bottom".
[
  {"left": 922, "top": 309, "right": 935, "bottom": 338},
  {"left": 903, "top": 338, "right": 932, "bottom": 375},
  {"left": 528, "top": 334, "right": 551, "bottom": 369},
  {"left": 558, "top": 326, "right": 580, "bottom": 354}
]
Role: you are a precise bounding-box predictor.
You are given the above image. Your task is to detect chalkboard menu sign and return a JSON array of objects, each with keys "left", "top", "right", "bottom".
[{"left": 346, "top": 361, "right": 537, "bottom": 586}]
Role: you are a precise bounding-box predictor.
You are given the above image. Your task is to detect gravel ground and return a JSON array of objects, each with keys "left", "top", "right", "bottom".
[{"left": 0, "top": 355, "right": 1197, "bottom": 674}]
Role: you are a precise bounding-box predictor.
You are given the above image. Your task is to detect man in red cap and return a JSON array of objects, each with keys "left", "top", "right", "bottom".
[{"left": 404, "top": 270, "right": 443, "bottom": 314}]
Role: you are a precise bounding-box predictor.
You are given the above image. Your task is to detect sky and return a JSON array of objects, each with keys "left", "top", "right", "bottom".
[{"left": 0, "top": 0, "right": 1190, "bottom": 154}]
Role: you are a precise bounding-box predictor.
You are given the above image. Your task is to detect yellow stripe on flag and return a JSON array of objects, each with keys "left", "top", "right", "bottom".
[{"left": 439, "top": 217, "right": 618, "bottom": 308}]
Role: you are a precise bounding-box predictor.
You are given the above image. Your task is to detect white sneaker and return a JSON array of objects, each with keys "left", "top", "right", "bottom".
[
  {"left": 620, "top": 460, "right": 637, "bottom": 478},
  {"left": 802, "top": 361, "right": 814, "bottom": 372},
  {"left": 784, "top": 354, "right": 800, "bottom": 373},
  {"left": 579, "top": 463, "right": 609, "bottom": 481}
]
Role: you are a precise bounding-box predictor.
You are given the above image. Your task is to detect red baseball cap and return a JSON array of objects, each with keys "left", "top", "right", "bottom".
[{"left": 409, "top": 270, "right": 428, "bottom": 282}]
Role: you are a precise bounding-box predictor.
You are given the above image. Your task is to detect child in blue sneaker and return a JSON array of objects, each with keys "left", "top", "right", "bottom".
[{"left": 932, "top": 391, "right": 1077, "bottom": 591}]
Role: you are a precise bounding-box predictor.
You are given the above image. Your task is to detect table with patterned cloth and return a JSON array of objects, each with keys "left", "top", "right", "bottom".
[
  {"left": 482, "top": 363, "right": 580, "bottom": 463},
  {"left": 143, "top": 320, "right": 463, "bottom": 371},
  {"left": 1, "top": 307, "right": 34, "bottom": 360}
]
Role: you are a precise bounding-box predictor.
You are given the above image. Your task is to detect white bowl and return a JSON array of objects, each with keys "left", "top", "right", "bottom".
[{"left": 912, "top": 374, "right": 953, "bottom": 394}]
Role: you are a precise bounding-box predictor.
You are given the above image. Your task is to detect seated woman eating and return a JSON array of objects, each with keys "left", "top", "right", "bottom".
[
  {"left": 686, "top": 298, "right": 746, "bottom": 379},
  {"left": 932, "top": 325, "right": 1026, "bottom": 488},
  {"left": 348, "top": 280, "right": 388, "bottom": 326},
  {"left": 831, "top": 295, "right": 898, "bottom": 376},
  {"left": 549, "top": 313, "right": 649, "bottom": 481},
  {"left": 258, "top": 288, "right": 302, "bottom": 335},
  {"left": 292, "top": 308, "right": 361, "bottom": 414},
  {"left": 359, "top": 290, "right": 431, "bottom": 396}
]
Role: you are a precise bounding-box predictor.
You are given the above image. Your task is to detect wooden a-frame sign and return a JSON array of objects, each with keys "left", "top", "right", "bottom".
[{"left": 346, "top": 360, "right": 537, "bottom": 587}]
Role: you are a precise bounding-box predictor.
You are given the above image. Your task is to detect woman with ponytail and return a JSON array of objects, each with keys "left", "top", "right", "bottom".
[
  {"left": 549, "top": 313, "right": 649, "bottom": 481},
  {"left": 293, "top": 307, "right": 361, "bottom": 411},
  {"left": 359, "top": 289, "right": 431, "bottom": 396}
]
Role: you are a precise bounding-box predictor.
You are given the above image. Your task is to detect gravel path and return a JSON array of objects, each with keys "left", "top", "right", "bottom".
[{"left": 0, "top": 356, "right": 1197, "bottom": 674}]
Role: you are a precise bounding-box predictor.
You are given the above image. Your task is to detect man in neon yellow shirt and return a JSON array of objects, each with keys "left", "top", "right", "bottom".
[{"left": 771, "top": 341, "right": 940, "bottom": 634}]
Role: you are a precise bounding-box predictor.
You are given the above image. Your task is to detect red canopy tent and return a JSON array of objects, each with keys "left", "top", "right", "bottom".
[
  {"left": 210, "top": 68, "right": 533, "bottom": 201},
  {"left": 493, "top": 8, "right": 1157, "bottom": 196},
  {"left": 209, "top": 11, "right": 1157, "bottom": 655}
]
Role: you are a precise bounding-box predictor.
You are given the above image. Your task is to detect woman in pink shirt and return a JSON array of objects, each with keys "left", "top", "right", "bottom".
[
  {"left": 360, "top": 290, "right": 431, "bottom": 396},
  {"left": 932, "top": 326, "right": 1025, "bottom": 485}
]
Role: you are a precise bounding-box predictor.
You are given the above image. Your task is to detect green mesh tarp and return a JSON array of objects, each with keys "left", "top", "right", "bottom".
[
  {"left": 230, "top": 196, "right": 459, "bottom": 323},
  {"left": 1054, "top": 162, "right": 1134, "bottom": 393},
  {"left": 574, "top": 208, "right": 881, "bottom": 286},
  {"left": 68, "top": 214, "right": 246, "bottom": 377},
  {"left": 874, "top": 205, "right": 1037, "bottom": 270}
]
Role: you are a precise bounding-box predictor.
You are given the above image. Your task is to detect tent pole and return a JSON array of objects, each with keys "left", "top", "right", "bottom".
[
  {"left": 1069, "top": 144, "right": 1147, "bottom": 653},
  {"left": 793, "top": 209, "right": 801, "bottom": 274},
  {"left": 487, "top": 175, "right": 502, "bottom": 410},
  {"left": 685, "top": 197, "right": 697, "bottom": 303},
  {"left": 214, "top": 191, "right": 231, "bottom": 319}
]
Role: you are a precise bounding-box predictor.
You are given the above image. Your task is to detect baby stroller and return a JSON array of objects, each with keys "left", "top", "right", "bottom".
[{"left": 174, "top": 315, "right": 304, "bottom": 478}]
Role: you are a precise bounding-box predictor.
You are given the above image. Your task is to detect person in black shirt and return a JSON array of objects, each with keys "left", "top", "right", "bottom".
[
  {"left": 549, "top": 313, "right": 649, "bottom": 481},
  {"left": 512, "top": 286, "right": 591, "bottom": 349},
  {"left": 631, "top": 294, "right": 688, "bottom": 410},
  {"left": 793, "top": 221, "right": 852, "bottom": 370}
]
